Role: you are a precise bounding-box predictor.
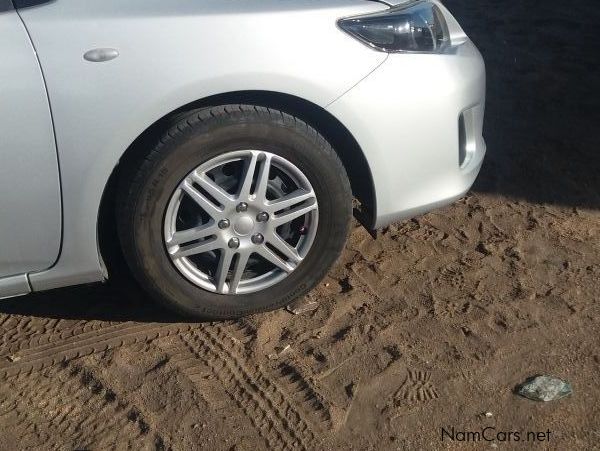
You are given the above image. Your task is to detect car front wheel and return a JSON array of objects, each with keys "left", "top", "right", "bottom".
[{"left": 118, "top": 105, "right": 352, "bottom": 319}]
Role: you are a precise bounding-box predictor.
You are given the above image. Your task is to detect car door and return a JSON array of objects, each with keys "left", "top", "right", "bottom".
[{"left": 0, "top": 0, "right": 61, "bottom": 282}]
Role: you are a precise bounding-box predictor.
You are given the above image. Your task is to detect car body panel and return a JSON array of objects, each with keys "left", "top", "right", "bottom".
[
  {"left": 0, "top": 0, "right": 61, "bottom": 281},
  {"left": 0, "top": 274, "right": 31, "bottom": 299},
  {"left": 327, "top": 39, "right": 486, "bottom": 228},
  {"left": 15, "top": 0, "right": 388, "bottom": 291}
]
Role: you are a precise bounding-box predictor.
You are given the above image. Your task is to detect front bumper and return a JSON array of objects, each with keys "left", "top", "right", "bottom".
[{"left": 327, "top": 39, "right": 486, "bottom": 229}]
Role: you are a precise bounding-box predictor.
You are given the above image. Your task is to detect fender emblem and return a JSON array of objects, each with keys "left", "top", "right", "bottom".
[{"left": 83, "top": 48, "right": 119, "bottom": 62}]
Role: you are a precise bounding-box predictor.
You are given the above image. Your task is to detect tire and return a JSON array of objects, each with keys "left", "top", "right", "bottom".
[{"left": 117, "top": 105, "right": 352, "bottom": 319}]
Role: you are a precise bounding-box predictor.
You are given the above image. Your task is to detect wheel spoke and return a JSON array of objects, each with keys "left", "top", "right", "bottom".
[
  {"left": 228, "top": 251, "right": 251, "bottom": 294},
  {"left": 181, "top": 180, "right": 223, "bottom": 218},
  {"left": 192, "top": 172, "right": 235, "bottom": 208},
  {"left": 215, "top": 249, "right": 235, "bottom": 294},
  {"left": 171, "top": 237, "right": 220, "bottom": 259},
  {"left": 256, "top": 246, "right": 295, "bottom": 273},
  {"left": 166, "top": 223, "right": 216, "bottom": 246},
  {"left": 271, "top": 201, "right": 317, "bottom": 227},
  {"left": 266, "top": 233, "right": 301, "bottom": 264},
  {"left": 267, "top": 189, "right": 315, "bottom": 213},
  {"left": 237, "top": 152, "right": 260, "bottom": 200},
  {"left": 253, "top": 154, "right": 272, "bottom": 203}
]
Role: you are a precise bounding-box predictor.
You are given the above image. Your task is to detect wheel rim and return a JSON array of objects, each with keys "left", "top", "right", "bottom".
[{"left": 163, "top": 150, "right": 319, "bottom": 295}]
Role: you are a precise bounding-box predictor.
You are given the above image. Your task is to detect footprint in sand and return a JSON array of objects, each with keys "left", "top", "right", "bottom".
[{"left": 394, "top": 369, "right": 439, "bottom": 404}]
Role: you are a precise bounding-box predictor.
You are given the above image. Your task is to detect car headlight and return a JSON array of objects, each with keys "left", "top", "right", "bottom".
[{"left": 338, "top": 1, "right": 450, "bottom": 53}]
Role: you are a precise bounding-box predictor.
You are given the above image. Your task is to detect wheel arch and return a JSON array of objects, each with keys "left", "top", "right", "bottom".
[{"left": 97, "top": 91, "right": 377, "bottom": 273}]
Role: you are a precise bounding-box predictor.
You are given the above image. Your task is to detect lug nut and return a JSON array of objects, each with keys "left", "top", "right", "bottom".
[
  {"left": 236, "top": 202, "right": 248, "bottom": 212},
  {"left": 218, "top": 219, "right": 230, "bottom": 229},
  {"left": 228, "top": 237, "right": 240, "bottom": 249},
  {"left": 251, "top": 233, "right": 264, "bottom": 245},
  {"left": 256, "top": 212, "right": 269, "bottom": 222}
]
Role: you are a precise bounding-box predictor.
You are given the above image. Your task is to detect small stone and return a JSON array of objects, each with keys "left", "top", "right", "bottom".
[
  {"left": 286, "top": 299, "right": 319, "bottom": 315},
  {"left": 6, "top": 355, "right": 21, "bottom": 363},
  {"left": 485, "top": 412, "right": 493, "bottom": 418},
  {"left": 268, "top": 344, "right": 292, "bottom": 360},
  {"left": 516, "top": 375, "right": 572, "bottom": 402}
]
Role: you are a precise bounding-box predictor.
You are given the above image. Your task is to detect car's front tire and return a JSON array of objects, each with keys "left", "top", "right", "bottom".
[{"left": 117, "top": 105, "right": 352, "bottom": 319}]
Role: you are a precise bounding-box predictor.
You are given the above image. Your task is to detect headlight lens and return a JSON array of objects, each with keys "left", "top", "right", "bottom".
[{"left": 338, "top": 1, "right": 450, "bottom": 53}]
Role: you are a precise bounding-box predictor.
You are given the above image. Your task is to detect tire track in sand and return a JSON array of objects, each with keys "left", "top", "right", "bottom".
[
  {"left": 161, "top": 324, "right": 324, "bottom": 451},
  {"left": 0, "top": 322, "right": 192, "bottom": 379},
  {"left": 0, "top": 361, "right": 166, "bottom": 450}
]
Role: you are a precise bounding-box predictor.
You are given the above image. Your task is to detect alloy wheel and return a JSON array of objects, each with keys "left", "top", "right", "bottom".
[{"left": 163, "top": 150, "right": 319, "bottom": 295}]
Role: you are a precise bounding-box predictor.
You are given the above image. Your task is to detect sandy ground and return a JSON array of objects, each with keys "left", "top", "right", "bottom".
[{"left": 1, "top": 0, "right": 599, "bottom": 449}]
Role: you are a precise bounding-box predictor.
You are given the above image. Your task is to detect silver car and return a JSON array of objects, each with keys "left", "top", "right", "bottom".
[{"left": 0, "top": 0, "right": 485, "bottom": 318}]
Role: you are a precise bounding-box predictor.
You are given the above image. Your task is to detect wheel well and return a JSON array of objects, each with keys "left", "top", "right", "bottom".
[{"left": 98, "top": 91, "right": 377, "bottom": 272}]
